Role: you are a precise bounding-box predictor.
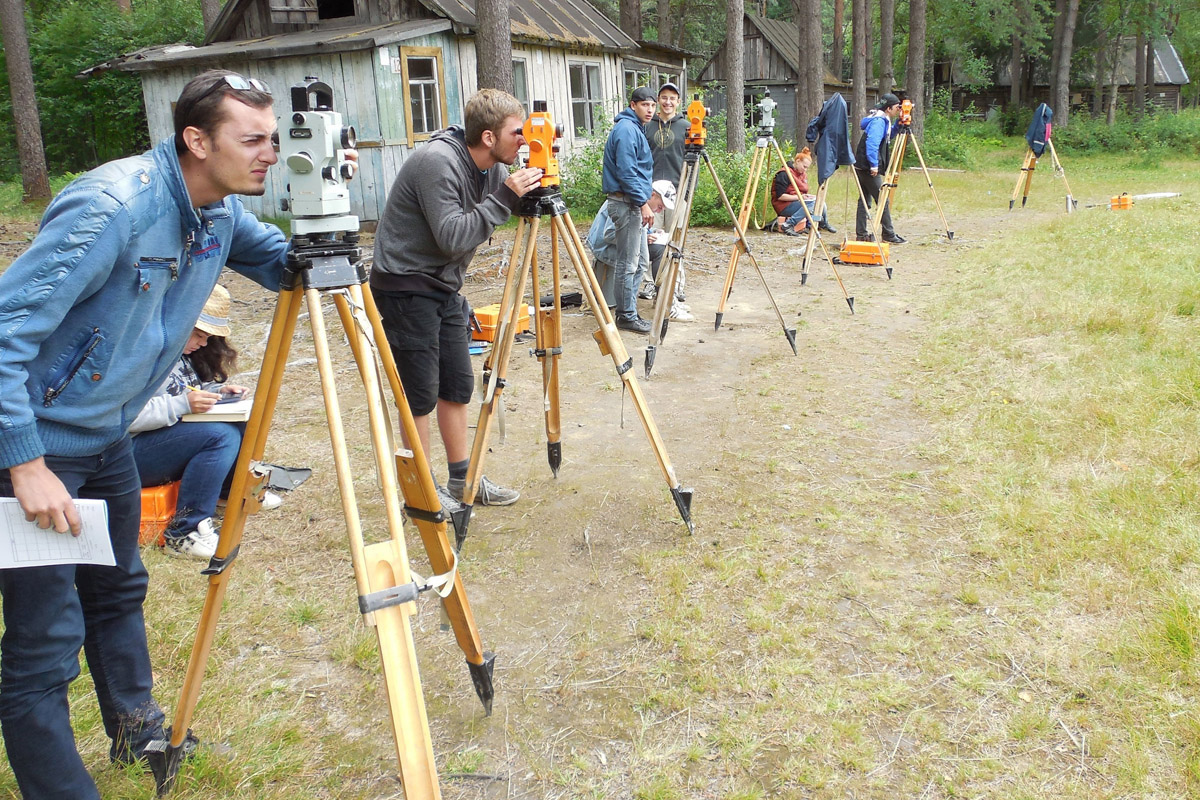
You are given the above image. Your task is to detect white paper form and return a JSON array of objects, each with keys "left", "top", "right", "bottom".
[{"left": 0, "top": 498, "right": 115, "bottom": 569}]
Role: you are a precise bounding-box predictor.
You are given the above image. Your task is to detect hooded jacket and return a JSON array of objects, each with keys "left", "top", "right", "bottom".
[
  {"left": 601, "top": 107, "right": 654, "bottom": 205},
  {"left": 0, "top": 137, "right": 288, "bottom": 469},
  {"left": 645, "top": 114, "right": 690, "bottom": 186},
  {"left": 854, "top": 110, "right": 894, "bottom": 171},
  {"left": 805, "top": 93, "right": 855, "bottom": 185},
  {"left": 370, "top": 126, "right": 520, "bottom": 296}
]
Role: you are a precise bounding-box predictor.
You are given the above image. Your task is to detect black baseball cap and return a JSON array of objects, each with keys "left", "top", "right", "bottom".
[
  {"left": 877, "top": 92, "right": 901, "bottom": 109},
  {"left": 631, "top": 86, "right": 656, "bottom": 104}
]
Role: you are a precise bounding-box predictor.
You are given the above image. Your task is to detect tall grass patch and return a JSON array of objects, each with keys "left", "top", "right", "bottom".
[{"left": 920, "top": 176, "right": 1200, "bottom": 795}]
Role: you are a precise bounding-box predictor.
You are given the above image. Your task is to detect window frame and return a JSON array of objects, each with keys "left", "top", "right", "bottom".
[
  {"left": 567, "top": 60, "right": 604, "bottom": 139},
  {"left": 512, "top": 57, "right": 531, "bottom": 115},
  {"left": 400, "top": 46, "right": 448, "bottom": 143}
]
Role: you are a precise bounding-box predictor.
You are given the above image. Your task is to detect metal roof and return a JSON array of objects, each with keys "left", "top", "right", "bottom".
[{"left": 111, "top": 19, "right": 454, "bottom": 71}]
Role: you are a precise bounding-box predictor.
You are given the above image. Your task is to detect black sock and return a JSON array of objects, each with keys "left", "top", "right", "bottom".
[{"left": 447, "top": 459, "right": 469, "bottom": 488}]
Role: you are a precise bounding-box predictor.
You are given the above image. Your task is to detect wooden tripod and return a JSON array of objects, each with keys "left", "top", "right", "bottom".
[
  {"left": 153, "top": 233, "right": 494, "bottom": 799},
  {"left": 1009, "top": 141, "right": 1076, "bottom": 212},
  {"left": 873, "top": 127, "right": 955, "bottom": 241},
  {"left": 722, "top": 131, "right": 856, "bottom": 318},
  {"left": 455, "top": 188, "right": 695, "bottom": 545}
]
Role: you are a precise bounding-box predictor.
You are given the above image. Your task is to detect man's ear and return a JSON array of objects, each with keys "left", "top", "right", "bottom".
[{"left": 180, "top": 126, "right": 210, "bottom": 161}]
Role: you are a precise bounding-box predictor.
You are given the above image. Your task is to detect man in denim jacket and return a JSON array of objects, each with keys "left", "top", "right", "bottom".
[{"left": 0, "top": 70, "right": 291, "bottom": 799}]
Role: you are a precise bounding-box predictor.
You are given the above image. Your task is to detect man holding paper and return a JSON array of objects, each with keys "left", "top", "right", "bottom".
[{"left": 0, "top": 70, "right": 297, "bottom": 799}]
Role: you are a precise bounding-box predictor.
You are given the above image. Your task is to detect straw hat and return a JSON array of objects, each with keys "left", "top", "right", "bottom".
[{"left": 195, "top": 284, "right": 232, "bottom": 337}]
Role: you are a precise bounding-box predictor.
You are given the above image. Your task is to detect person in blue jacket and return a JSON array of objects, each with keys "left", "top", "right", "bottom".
[
  {"left": 601, "top": 86, "right": 657, "bottom": 333},
  {"left": 854, "top": 93, "right": 906, "bottom": 244},
  {"left": 0, "top": 70, "right": 305, "bottom": 799}
]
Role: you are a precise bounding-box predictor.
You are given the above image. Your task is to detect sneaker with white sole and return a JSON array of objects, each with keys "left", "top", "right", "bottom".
[
  {"left": 448, "top": 475, "right": 520, "bottom": 506},
  {"left": 163, "top": 518, "right": 219, "bottom": 561},
  {"left": 261, "top": 490, "right": 282, "bottom": 510},
  {"left": 669, "top": 302, "right": 695, "bottom": 322}
]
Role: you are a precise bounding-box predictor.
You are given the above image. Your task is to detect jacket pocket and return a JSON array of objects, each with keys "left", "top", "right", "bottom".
[
  {"left": 43, "top": 328, "right": 104, "bottom": 407},
  {"left": 135, "top": 256, "right": 178, "bottom": 294}
]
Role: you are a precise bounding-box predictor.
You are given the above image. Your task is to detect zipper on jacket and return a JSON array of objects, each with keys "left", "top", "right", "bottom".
[{"left": 43, "top": 328, "right": 103, "bottom": 407}]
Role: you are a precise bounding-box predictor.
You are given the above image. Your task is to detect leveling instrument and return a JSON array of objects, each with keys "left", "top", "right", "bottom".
[
  {"left": 153, "top": 80, "right": 493, "bottom": 799},
  {"left": 1010, "top": 102, "right": 1075, "bottom": 213},
  {"left": 644, "top": 93, "right": 799, "bottom": 376},
  {"left": 456, "top": 100, "right": 694, "bottom": 543}
]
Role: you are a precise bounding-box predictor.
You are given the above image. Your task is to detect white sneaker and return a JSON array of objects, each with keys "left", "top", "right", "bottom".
[
  {"left": 669, "top": 302, "right": 695, "bottom": 322},
  {"left": 164, "top": 518, "right": 219, "bottom": 561},
  {"left": 261, "top": 490, "right": 282, "bottom": 511}
]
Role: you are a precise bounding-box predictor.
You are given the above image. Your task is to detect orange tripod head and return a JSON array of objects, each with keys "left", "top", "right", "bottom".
[
  {"left": 685, "top": 94, "right": 709, "bottom": 148},
  {"left": 523, "top": 100, "right": 563, "bottom": 188},
  {"left": 899, "top": 98, "right": 914, "bottom": 127}
]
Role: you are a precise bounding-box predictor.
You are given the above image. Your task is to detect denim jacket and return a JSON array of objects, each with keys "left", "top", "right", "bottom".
[{"left": 0, "top": 137, "right": 288, "bottom": 468}]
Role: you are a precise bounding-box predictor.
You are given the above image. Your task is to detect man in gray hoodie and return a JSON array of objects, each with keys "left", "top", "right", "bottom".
[{"left": 370, "top": 89, "right": 543, "bottom": 506}]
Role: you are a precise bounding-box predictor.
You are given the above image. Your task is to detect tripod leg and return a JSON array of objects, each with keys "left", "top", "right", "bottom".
[
  {"left": 1022, "top": 152, "right": 1037, "bottom": 208},
  {"left": 534, "top": 227, "right": 564, "bottom": 476},
  {"left": 157, "top": 286, "right": 306, "bottom": 794},
  {"left": 907, "top": 136, "right": 954, "bottom": 239},
  {"left": 556, "top": 212, "right": 694, "bottom": 532},
  {"left": 799, "top": 181, "right": 830, "bottom": 284},
  {"left": 873, "top": 133, "right": 905, "bottom": 241},
  {"left": 462, "top": 216, "right": 538, "bottom": 518},
  {"left": 646, "top": 157, "right": 699, "bottom": 376},
  {"left": 714, "top": 143, "right": 765, "bottom": 330},
  {"left": 306, "top": 287, "right": 441, "bottom": 799},
  {"left": 703, "top": 151, "right": 796, "bottom": 352},
  {"left": 1047, "top": 141, "right": 1076, "bottom": 212},
  {"left": 348, "top": 286, "right": 497, "bottom": 713},
  {"left": 1010, "top": 150, "right": 1030, "bottom": 210}
]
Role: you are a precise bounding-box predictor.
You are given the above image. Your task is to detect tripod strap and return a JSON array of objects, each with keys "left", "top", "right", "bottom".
[{"left": 358, "top": 548, "right": 459, "bottom": 614}]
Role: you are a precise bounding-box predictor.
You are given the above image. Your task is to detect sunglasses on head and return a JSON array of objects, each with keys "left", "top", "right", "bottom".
[{"left": 194, "top": 74, "right": 272, "bottom": 105}]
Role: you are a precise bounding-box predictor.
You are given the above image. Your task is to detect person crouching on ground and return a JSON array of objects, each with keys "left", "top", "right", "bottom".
[
  {"left": 771, "top": 147, "right": 835, "bottom": 237},
  {"left": 586, "top": 180, "right": 676, "bottom": 314}
]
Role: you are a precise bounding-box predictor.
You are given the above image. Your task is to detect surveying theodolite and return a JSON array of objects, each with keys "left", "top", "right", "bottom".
[
  {"left": 643, "top": 92, "right": 800, "bottom": 377},
  {"left": 719, "top": 89, "right": 858, "bottom": 317},
  {"left": 456, "top": 100, "right": 694, "bottom": 540},
  {"left": 871, "top": 99, "right": 954, "bottom": 241},
  {"left": 151, "top": 78, "right": 493, "bottom": 799}
]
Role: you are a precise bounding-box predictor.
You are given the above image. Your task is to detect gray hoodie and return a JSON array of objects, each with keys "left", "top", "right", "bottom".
[{"left": 371, "top": 126, "right": 520, "bottom": 295}]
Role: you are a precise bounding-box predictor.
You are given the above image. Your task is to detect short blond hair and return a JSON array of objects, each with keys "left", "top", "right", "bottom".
[{"left": 465, "top": 89, "right": 525, "bottom": 146}]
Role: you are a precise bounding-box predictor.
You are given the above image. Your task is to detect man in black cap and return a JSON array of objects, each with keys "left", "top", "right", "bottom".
[
  {"left": 601, "top": 86, "right": 657, "bottom": 333},
  {"left": 854, "top": 92, "right": 906, "bottom": 244}
]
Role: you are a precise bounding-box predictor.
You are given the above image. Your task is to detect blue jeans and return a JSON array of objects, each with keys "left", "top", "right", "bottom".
[
  {"left": 133, "top": 420, "right": 243, "bottom": 538},
  {"left": 781, "top": 198, "right": 828, "bottom": 231},
  {"left": 0, "top": 436, "right": 164, "bottom": 800},
  {"left": 607, "top": 199, "right": 646, "bottom": 320}
]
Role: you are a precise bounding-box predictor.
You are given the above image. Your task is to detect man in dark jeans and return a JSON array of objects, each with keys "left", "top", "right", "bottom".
[
  {"left": 370, "top": 89, "right": 543, "bottom": 506},
  {"left": 0, "top": 70, "right": 295, "bottom": 799},
  {"left": 854, "top": 92, "right": 906, "bottom": 244}
]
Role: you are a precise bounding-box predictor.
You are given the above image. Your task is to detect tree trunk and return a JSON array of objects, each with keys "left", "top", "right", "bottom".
[
  {"left": 1051, "top": 0, "right": 1079, "bottom": 126},
  {"left": 1133, "top": 29, "right": 1146, "bottom": 113},
  {"left": 656, "top": 0, "right": 670, "bottom": 45},
  {"left": 620, "top": 0, "right": 642, "bottom": 40},
  {"left": 904, "top": 0, "right": 925, "bottom": 138},
  {"left": 864, "top": 0, "right": 873, "bottom": 91},
  {"left": 0, "top": 0, "right": 50, "bottom": 201},
  {"left": 1048, "top": 0, "right": 1066, "bottom": 101},
  {"left": 1093, "top": 31, "right": 1106, "bottom": 116},
  {"left": 851, "top": 0, "right": 867, "bottom": 119},
  {"left": 201, "top": 0, "right": 221, "bottom": 34},
  {"left": 831, "top": 0, "right": 844, "bottom": 80},
  {"left": 1144, "top": 5, "right": 1156, "bottom": 110},
  {"left": 878, "top": 0, "right": 894, "bottom": 94},
  {"left": 793, "top": 0, "right": 823, "bottom": 138},
  {"left": 1010, "top": 33, "right": 1023, "bottom": 107},
  {"left": 726, "top": 0, "right": 744, "bottom": 152},
  {"left": 475, "top": 0, "right": 514, "bottom": 93}
]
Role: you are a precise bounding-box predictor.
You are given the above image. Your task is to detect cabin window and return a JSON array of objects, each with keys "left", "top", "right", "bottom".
[
  {"left": 568, "top": 62, "right": 603, "bottom": 137},
  {"left": 401, "top": 46, "right": 447, "bottom": 141},
  {"left": 657, "top": 72, "right": 681, "bottom": 92},
  {"left": 623, "top": 67, "right": 651, "bottom": 98},
  {"left": 317, "top": 0, "right": 354, "bottom": 19},
  {"left": 512, "top": 58, "right": 531, "bottom": 114}
]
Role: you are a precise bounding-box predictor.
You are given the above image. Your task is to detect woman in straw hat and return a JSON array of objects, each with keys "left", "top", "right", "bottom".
[{"left": 129, "top": 284, "right": 279, "bottom": 560}]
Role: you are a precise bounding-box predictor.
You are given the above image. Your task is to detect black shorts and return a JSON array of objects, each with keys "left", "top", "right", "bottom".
[{"left": 373, "top": 290, "right": 474, "bottom": 416}]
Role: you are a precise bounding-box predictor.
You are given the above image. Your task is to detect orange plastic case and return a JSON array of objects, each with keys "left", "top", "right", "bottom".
[
  {"left": 1110, "top": 194, "right": 1133, "bottom": 210},
  {"left": 139, "top": 481, "right": 180, "bottom": 546},
  {"left": 472, "top": 303, "right": 531, "bottom": 342},
  {"left": 838, "top": 240, "right": 891, "bottom": 265}
]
